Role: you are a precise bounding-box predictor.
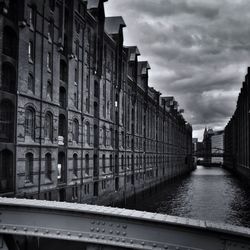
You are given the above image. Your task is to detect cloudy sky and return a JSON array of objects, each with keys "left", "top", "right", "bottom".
[{"left": 105, "top": 0, "right": 250, "bottom": 140}]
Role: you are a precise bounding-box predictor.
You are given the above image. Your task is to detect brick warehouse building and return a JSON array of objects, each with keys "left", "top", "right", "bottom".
[
  {"left": 224, "top": 67, "right": 250, "bottom": 180},
  {"left": 0, "top": 0, "right": 193, "bottom": 204}
]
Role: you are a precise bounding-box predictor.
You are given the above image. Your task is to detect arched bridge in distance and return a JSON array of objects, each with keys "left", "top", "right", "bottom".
[
  {"left": 0, "top": 198, "right": 250, "bottom": 250},
  {"left": 193, "top": 147, "right": 233, "bottom": 159}
]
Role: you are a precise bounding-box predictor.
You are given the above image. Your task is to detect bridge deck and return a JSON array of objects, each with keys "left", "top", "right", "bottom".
[{"left": 0, "top": 198, "right": 250, "bottom": 249}]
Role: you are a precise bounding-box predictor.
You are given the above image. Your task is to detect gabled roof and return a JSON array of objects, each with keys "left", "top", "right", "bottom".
[
  {"left": 87, "top": 0, "right": 108, "bottom": 10},
  {"left": 87, "top": 0, "right": 99, "bottom": 9},
  {"left": 138, "top": 61, "right": 151, "bottom": 75},
  {"left": 126, "top": 46, "right": 141, "bottom": 62},
  {"left": 105, "top": 16, "right": 126, "bottom": 35}
]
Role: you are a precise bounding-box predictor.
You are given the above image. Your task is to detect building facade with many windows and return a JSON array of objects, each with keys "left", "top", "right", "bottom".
[
  {"left": 224, "top": 68, "right": 250, "bottom": 179},
  {"left": 0, "top": 0, "right": 193, "bottom": 204}
]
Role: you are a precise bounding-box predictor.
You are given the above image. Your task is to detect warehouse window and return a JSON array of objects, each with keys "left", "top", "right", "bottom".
[
  {"left": 45, "top": 112, "right": 53, "bottom": 141},
  {"left": 25, "top": 153, "right": 33, "bottom": 183},
  {"left": 45, "top": 153, "right": 52, "bottom": 180},
  {"left": 25, "top": 107, "right": 35, "bottom": 140}
]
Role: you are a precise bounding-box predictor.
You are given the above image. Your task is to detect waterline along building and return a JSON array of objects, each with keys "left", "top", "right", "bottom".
[{"left": 0, "top": 0, "right": 193, "bottom": 204}]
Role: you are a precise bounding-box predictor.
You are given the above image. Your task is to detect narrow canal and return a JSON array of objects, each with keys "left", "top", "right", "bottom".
[{"left": 125, "top": 165, "right": 250, "bottom": 228}]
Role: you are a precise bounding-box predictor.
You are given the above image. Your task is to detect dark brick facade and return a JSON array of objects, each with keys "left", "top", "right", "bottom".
[
  {"left": 0, "top": 0, "right": 193, "bottom": 204},
  {"left": 224, "top": 67, "right": 250, "bottom": 179}
]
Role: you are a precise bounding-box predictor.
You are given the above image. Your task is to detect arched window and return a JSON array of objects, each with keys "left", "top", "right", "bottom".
[
  {"left": 28, "top": 73, "right": 34, "bottom": 93},
  {"left": 59, "top": 86, "right": 66, "bottom": 108},
  {"left": 25, "top": 107, "right": 35, "bottom": 140},
  {"left": 73, "top": 154, "right": 78, "bottom": 177},
  {"left": 28, "top": 41, "right": 34, "bottom": 62},
  {"left": 45, "top": 153, "right": 52, "bottom": 180},
  {"left": 25, "top": 153, "right": 33, "bottom": 183},
  {"left": 94, "top": 80, "right": 99, "bottom": 97},
  {"left": 85, "top": 154, "right": 89, "bottom": 175},
  {"left": 45, "top": 112, "right": 53, "bottom": 141},
  {"left": 110, "top": 127, "right": 114, "bottom": 147},
  {"left": 103, "top": 126, "right": 106, "bottom": 146},
  {"left": 109, "top": 154, "right": 113, "bottom": 172},
  {"left": 0, "top": 100, "right": 14, "bottom": 142},
  {"left": 121, "top": 155, "right": 124, "bottom": 170},
  {"left": 58, "top": 152, "right": 65, "bottom": 182},
  {"left": 60, "top": 60, "right": 67, "bottom": 82},
  {"left": 102, "top": 155, "right": 105, "bottom": 173},
  {"left": 121, "top": 131, "right": 125, "bottom": 147},
  {"left": 3, "top": 26, "right": 17, "bottom": 59},
  {"left": 58, "top": 114, "right": 66, "bottom": 138},
  {"left": 75, "top": 40, "right": 79, "bottom": 59},
  {"left": 0, "top": 149, "right": 13, "bottom": 192},
  {"left": 29, "top": 6, "right": 36, "bottom": 29},
  {"left": 47, "top": 80, "right": 52, "bottom": 99},
  {"left": 48, "top": 19, "right": 54, "bottom": 42},
  {"left": 85, "top": 122, "right": 90, "bottom": 145},
  {"left": 73, "top": 119, "right": 79, "bottom": 143},
  {"left": 1, "top": 62, "right": 16, "bottom": 93}
]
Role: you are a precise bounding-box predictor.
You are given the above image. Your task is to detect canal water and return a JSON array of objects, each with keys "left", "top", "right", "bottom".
[{"left": 125, "top": 165, "right": 250, "bottom": 228}]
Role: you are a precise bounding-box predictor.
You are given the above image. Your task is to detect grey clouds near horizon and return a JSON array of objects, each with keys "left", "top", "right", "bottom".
[{"left": 105, "top": 0, "right": 250, "bottom": 140}]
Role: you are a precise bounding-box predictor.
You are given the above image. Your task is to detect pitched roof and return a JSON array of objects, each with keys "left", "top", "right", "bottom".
[
  {"left": 138, "top": 61, "right": 151, "bottom": 75},
  {"left": 87, "top": 0, "right": 99, "bottom": 9},
  {"left": 126, "top": 46, "right": 140, "bottom": 62},
  {"left": 105, "top": 16, "right": 126, "bottom": 35}
]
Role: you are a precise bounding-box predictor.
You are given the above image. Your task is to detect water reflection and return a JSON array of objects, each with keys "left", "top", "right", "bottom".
[{"left": 125, "top": 165, "right": 250, "bottom": 228}]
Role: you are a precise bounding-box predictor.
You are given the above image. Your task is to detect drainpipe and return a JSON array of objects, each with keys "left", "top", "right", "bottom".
[
  {"left": 38, "top": 0, "right": 46, "bottom": 199},
  {"left": 80, "top": 23, "right": 86, "bottom": 203}
]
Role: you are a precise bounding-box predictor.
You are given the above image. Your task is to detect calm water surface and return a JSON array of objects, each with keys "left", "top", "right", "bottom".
[{"left": 126, "top": 165, "right": 250, "bottom": 228}]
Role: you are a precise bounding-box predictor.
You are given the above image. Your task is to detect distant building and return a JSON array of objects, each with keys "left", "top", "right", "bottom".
[
  {"left": 202, "top": 128, "right": 214, "bottom": 163},
  {"left": 211, "top": 130, "right": 224, "bottom": 164}
]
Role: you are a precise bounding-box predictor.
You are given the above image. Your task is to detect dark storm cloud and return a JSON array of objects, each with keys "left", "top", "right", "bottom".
[{"left": 105, "top": 0, "right": 250, "bottom": 140}]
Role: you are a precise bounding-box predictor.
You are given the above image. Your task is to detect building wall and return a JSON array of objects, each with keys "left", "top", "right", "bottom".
[
  {"left": 211, "top": 131, "right": 224, "bottom": 164},
  {"left": 224, "top": 68, "right": 250, "bottom": 178},
  {"left": 0, "top": 0, "right": 193, "bottom": 204}
]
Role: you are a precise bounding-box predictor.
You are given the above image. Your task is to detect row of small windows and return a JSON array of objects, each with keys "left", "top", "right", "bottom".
[
  {"left": 23, "top": 152, "right": 149, "bottom": 186},
  {"left": 23, "top": 107, "right": 87, "bottom": 144}
]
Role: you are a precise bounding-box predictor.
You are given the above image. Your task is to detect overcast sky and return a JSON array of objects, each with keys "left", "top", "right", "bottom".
[{"left": 105, "top": 0, "right": 250, "bottom": 140}]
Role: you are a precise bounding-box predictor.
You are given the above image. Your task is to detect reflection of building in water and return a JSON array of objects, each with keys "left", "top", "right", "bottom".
[{"left": 0, "top": 0, "right": 193, "bottom": 204}]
